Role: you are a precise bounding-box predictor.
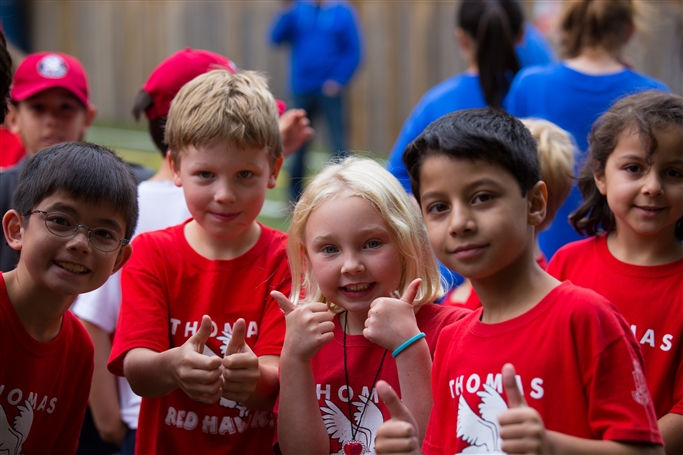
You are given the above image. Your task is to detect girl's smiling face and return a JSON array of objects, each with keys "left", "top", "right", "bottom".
[
  {"left": 595, "top": 126, "right": 683, "bottom": 242},
  {"left": 303, "top": 194, "right": 403, "bottom": 317}
]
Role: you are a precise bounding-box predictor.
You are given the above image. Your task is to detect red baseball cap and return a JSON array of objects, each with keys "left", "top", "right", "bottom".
[
  {"left": 11, "top": 52, "right": 90, "bottom": 107},
  {"left": 141, "top": 48, "right": 238, "bottom": 120}
]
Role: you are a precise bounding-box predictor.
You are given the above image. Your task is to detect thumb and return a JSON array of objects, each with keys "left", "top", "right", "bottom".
[
  {"left": 377, "top": 380, "right": 415, "bottom": 424},
  {"left": 502, "top": 363, "right": 527, "bottom": 408},
  {"left": 271, "top": 290, "right": 296, "bottom": 315},
  {"left": 190, "top": 315, "right": 213, "bottom": 353},
  {"left": 399, "top": 278, "right": 422, "bottom": 306},
  {"left": 225, "top": 318, "right": 247, "bottom": 356}
]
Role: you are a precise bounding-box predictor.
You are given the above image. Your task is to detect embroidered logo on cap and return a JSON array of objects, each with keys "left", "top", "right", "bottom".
[{"left": 37, "top": 54, "right": 68, "bottom": 79}]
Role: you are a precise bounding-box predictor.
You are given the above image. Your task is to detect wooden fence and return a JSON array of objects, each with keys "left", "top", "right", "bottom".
[{"left": 26, "top": 0, "right": 683, "bottom": 158}]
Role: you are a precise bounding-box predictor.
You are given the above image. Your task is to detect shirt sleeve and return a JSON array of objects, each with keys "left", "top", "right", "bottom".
[
  {"left": 108, "top": 234, "right": 170, "bottom": 376},
  {"left": 579, "top": 306, "right": 662, "bottom": 444},
  {"left": 329, "top": 6, "right": 362, "bottom": 87},
  {"left": 269, "top": 5, "right": 297, "bottom": 45}
]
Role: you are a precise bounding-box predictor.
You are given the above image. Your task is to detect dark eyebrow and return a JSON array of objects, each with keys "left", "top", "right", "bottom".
[
  {"left": 614, "top": 154, "right": 647, "bottom": 162},
  {"left": 43, "top": 203, "right": 124, "bottom": 234},
  {"left": 421, "top": 177, "right": 503, "bottom": 201}
]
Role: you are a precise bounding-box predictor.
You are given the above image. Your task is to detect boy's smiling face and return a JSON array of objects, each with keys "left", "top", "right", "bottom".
[
  {"left": 5, "top": 190, "right": 131, "bottom": 297},
  {"left": 171, "top": 142, "right": 282, "bottom": 250},
  {"left": 419, "top": 154, "right": 544, "bottom": 280}
]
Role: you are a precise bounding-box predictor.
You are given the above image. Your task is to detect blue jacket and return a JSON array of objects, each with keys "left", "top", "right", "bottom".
[{"left": 269, "top": 0, "right": 362, "bottom": 95}]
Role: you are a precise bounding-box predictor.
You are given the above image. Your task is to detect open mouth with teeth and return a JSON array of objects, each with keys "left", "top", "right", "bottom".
[
  {"left": 54, "top": 261, "right": 90, "bottom": 274},
  {"left": 339, "top": 283, "right": 376, "bottom": 297}
]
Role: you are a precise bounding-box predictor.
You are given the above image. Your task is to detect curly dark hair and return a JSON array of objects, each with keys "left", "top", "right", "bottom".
[{"left": 571, "top": 91, "right": 683, "bottom": 240}]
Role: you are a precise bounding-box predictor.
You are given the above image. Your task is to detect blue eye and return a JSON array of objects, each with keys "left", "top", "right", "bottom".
[
  {"left": 321, "top": 245, "right": 338, "bottom": 254},
  {"left": 365, "top": 240, "right": 381, "bottom": 249}
]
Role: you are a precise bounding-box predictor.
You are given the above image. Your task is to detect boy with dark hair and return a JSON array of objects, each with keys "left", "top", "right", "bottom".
[
  {"left": 108, "top": 69, "right": 291, "bottom": 454},
  {"left": 373, "top": 109, "right": 664, "bottom": 455},
  {"left": 0, "top": 142, "right": 137, "bottom": 455}
]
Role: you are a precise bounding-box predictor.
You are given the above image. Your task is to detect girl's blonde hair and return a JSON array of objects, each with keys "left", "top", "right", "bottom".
[{"left": 288, "top": 156, "right": 443, "bottom": 312}]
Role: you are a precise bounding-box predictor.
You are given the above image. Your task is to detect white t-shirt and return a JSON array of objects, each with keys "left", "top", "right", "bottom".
[{"left": 72, "top": 179, "right": 190, "bottom": 429}]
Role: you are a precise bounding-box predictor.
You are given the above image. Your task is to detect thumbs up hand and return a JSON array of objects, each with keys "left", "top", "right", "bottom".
[
  {"left": 221, "top": 318, "right": 260, "bottom": 403},
  {"left": 498, "top": 363, "right": 550, "bottom": 455},
  {"left": 271, "top": 291, "right": 335, "bottom": 361},
  {"left": 373, "top": 380, "right": 422, "bottom": 455},
  {"left": 364, "top": 279, "right": 422, "bottom": 351},
  {"left": 172, "top": 315, "right": 223, "bottom": 404}
]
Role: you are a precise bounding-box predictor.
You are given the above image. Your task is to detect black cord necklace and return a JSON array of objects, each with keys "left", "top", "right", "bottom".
[{"left": 342, "top": 311, "right": 387, "bottom": 454}]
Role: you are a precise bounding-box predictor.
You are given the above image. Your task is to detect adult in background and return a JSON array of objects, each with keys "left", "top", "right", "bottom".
[{"left": 269, "top": 0, "right": 362, "bottom": 201}]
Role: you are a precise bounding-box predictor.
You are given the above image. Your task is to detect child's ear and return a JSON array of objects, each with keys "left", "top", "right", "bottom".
[
  {"left": 168, "top": 152, "right": 182, "bottom": 187},
  {"left": 268, "top": 155, "right": 284, "bottom": 189},
  {"left": 84, "top": 104, "right": 97, "bottom": 127},
  {"left": 594, "top": 171, "right": 607, "bottom": 196},
  {"left": 2, "top": 210, "right": 25, "bottom": 251},
  {"left": 111, "top": 244, "right": 133, "bottom": 275},
  {"left": 527, "top": 181, "right": 547, "bottom": 227}
]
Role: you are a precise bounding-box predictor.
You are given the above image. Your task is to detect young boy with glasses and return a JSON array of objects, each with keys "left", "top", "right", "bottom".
[{"left": 0, "top": 142, "right": 138, "bottom": 455}]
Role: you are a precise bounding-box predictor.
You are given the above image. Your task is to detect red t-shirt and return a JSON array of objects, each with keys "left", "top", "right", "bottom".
[
  {"left": 423, "top": 282, "right": 662, "bottom": 455},
  {"left": 548, "top": 235, "right": 683, "bottom": 417},
  {"left": 109, "top": 221, "right": 290, "bottom": 455},
  {"left": 0, "top": 128, "right": 25, "bottom": 170},
  {"left": 274, "top": 304, "right": 470, "bottom": 454},
  {"left": 0, "top": 274, "right": 94, "bottom": 455}
]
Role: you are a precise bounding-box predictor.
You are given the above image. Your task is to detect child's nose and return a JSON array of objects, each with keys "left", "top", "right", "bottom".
[
  {"left": 448, "top": 205, "right": 476, "bottom": 236},
  {"left": 214, "top": 180, "right": 237, "bottom": 203},
  {"left": 65, "top": 228, "right": 93, "bottom": 254},
  {"left": 641, "top": 171, "right": 664, "bottom": 196},
  {"left": 341, "top": 253, "right": 364, "bottom": 275}
]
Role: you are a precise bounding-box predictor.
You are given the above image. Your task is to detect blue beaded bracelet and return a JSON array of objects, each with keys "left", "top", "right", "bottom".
[{"left": 392, "top": 332, "right": 426, "bottom": 358}]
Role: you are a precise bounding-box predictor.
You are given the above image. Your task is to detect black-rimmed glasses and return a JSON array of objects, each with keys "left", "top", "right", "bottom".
[{"left": 29, "top": 210, "right": 129, "bottom": 253}]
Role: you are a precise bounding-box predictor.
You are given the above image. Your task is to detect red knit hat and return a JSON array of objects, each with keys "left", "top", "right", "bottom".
[
  {"left": 11, "top": 52, "right": 90, "bottom": 107},
  {"left": 141, "top": 48, "right": 238, "bottom": 120}
]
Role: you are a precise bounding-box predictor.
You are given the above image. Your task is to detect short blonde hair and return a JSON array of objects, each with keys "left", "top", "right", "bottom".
[
  {"left": 521, "top": 118, "right": 575, "bottom": 232},
  {"left": 288, "top": 156, "right": 443, "bottom": 312},
  {"left": 165, "top": 70, "right": 282, "bottom": 167}
]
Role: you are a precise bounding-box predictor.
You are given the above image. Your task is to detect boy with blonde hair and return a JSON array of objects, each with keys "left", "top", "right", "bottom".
[{"left": 108, "top": 70, "right": 290, "bottom": 454}]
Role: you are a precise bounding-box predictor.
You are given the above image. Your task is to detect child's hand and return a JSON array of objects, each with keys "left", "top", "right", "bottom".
[
  {"left": 364, "top": 279, "right": 422, "bottom": 351},
  {"left": 279, "top": 108, "right": 314, "bottom": 157},
  {"left": 374, "top": 380, "right": 421, "bottom": 455},
  {"left": 172, "top": 315, "right": 223, "bottom": 404},
  {"left": 498, "top": 363, "right": 550, "bottom": 455},
  {"left": 221, "top": 318, "right": 260, "bottom": 403},
  {"left": 271, "top": 291, "right": 335, "bottom": 361}
]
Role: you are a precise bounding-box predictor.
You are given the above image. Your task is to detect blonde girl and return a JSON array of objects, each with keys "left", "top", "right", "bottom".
[{"left": 272, "top": 156, "right": 469, "bottom": 455}]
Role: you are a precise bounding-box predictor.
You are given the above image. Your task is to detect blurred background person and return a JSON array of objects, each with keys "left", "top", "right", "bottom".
[{"left": 269, "top": 0, "right": 362, "bottom": 201}]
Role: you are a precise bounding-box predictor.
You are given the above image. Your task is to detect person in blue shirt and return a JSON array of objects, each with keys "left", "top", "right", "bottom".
[
  {"left": 505, "top": 0, "right": 669, "bottom": 259},
  {"left": 387, "top": 0, "right": 554, "bottom": 193},
  {"left": 269, "top": 0, "right": 362, "bottom": 201}
]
